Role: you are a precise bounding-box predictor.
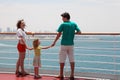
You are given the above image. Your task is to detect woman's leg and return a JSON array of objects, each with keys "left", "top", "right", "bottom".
[
  {"left": 16, "top": 52, "right": 21, "bottom": 73},
  {"left": 19, "top": 52, "right": 26, "bottom": 73}
]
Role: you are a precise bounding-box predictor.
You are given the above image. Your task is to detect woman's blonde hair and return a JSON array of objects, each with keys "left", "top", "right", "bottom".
[{"left": 33, "top": 39, "right": 39, "bottom": 49}]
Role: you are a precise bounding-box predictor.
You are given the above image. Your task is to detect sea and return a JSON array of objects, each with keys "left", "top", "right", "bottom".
[{"left": 0, "top": 34, "right": 120, "bottom": 75}]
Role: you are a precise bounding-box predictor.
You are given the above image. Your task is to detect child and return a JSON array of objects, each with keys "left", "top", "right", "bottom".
[{"left": 32, "top": 39, "right": 51, "bottom": 79}]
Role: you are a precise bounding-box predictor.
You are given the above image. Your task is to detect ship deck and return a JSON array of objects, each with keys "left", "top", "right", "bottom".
[{"left": 0, "top": 73, "right": 94, "bottom": 80}]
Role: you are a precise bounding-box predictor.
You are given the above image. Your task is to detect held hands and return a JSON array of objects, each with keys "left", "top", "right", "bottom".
[
  {"left": 27, "top": 47, "right": 33, "bottom": 50},
  {"left": 51, "top": 42, "right": 56, "bottom": 47},
  {"left": 47, "top": 45, "right": 54, "bottom": 48},
  {"left": 26, "top": 42, "right": 56, "bottom": 50},
  {"left": 44, "top": 44, "right": 55, "bottom": 49},
  {"left": 29, "top": 48, "right": 33, "bottom": 50}
]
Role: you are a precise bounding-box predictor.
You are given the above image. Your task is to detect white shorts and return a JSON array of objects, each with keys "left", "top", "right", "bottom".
[
  {"left": 33, "top": 56, "right": 41, "bottom": 67},
  {"left": 59, "top": 45, "right": 74, "bottom": 63}
]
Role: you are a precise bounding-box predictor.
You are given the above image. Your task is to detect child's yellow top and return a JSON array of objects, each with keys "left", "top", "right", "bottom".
[{"left": 34, "top": 46, "right": 41, "bottom": 56}]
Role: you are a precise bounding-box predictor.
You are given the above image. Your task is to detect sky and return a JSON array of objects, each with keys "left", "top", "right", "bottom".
[{"left": 0, "top": 0, "right": 120, "bottom": 32}]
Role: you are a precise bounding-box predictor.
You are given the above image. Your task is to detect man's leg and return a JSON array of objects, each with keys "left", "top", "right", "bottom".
[
  {"left": 58, "top": 45, "right": 67, "bottom": 79},
  {"left": 70, "top": 62, "right": 75, "bottom": 77},
  {"left": 60, "top": 63, "right": 65, "bottom": 77},
  {"left": 68, "top": 46, "right": 75, "bottom": 79}
]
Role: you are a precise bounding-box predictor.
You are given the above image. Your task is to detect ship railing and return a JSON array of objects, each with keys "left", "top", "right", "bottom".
[{"left": 0, "top": 32, "right": 120, "bottom": 80}]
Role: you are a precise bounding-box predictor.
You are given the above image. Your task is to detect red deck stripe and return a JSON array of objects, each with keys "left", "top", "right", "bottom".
[{"left": 0, "top": 73, "right": 94, "bottom": 80}]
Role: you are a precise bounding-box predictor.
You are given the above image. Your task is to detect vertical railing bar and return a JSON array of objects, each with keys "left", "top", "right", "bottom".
[
  {"left": 27, "top": 36, "right": 31, "bottom": 73},
  {"left": 113, "top": 35, "right": 117, "bottom": 76}
]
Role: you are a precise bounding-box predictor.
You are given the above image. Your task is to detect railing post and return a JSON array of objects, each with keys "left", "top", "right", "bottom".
[
  {"left": 27, "top": 50, "right": 31, "bottom": 72},
  {"left": 113, "top": 35, "right": 117, "bottom": 80},
  {"left": 27, "top": 36, "right": 31, "bottom": 73}
]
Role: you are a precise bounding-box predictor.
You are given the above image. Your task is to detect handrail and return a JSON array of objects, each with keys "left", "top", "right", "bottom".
[{"left": 0, "top": 32, "right": 120, "bottom": 35}]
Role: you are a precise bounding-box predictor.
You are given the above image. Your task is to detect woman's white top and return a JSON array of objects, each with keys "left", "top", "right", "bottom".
[{"left": 16, "top": 28, "right": 27, "bottom": 44}]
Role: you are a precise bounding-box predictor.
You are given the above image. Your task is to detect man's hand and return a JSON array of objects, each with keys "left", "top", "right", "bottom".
[
  {"left": 75, "top": 31, "right": 81, "bottom": 35},
  {"left": 51, "top": 42, "right": 56, "bottom": 47}
]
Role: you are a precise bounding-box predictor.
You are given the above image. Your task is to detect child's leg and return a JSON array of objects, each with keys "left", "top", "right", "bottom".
[
  {"left": 34, "top": 67, "right": 41, "bottom": 79},
  {"left": 34, "top": 67, "right": 39, "bottom": 76}
]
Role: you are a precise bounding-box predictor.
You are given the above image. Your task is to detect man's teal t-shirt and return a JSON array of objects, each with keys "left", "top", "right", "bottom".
[{"left": 57, "top": 21, "right": 80, "bottom": 45}]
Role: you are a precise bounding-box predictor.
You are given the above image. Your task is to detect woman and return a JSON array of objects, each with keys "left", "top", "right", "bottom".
[{"left": 16, "top": 19, "right": 33, "bottom": 77}]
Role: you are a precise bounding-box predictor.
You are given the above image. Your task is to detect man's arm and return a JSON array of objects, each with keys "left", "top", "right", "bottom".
[{"left": 51, "top": 32, "right": 62, "bottom": 46}]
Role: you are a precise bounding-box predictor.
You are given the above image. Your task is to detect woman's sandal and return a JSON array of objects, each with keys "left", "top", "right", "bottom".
[
  {"left": 21, "top": 72, "right": 29, "bottom": 77},
  {"left": 70, "top": 76, "right": 74, "bottom": 80},
  {"left": 55, "top": 75, "right": 64, "bottom": 80},
  {"left": 34, "top": 75, "right": 42, "bottom": 79},
  {"left": 15, "top": 71, "right": 22, "bottom": 77}
]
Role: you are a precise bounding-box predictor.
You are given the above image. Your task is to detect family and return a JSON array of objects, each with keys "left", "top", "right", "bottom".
[{"left": 15, "top": 12, "right": 81, "bottom": 80}]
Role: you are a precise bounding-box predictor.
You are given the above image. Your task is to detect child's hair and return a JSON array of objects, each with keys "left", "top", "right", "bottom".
[{"left": 33, "top": 39, "right": 39, "bottom": 49}]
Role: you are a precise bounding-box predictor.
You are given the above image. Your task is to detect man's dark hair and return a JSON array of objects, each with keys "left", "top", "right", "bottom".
[{"left": 61, "top": 12, "right": 70, "bottom": 20}]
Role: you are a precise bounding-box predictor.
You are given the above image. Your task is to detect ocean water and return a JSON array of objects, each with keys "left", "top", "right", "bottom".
[{"left": 0, "top": 35, "right": 120, "bottom": 75}]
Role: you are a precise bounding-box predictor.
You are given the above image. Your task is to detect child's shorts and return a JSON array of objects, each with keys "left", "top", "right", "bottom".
[
  {"left": 17, "top": 42, "right": 26, "bottom": 52},
  {"left": 33, "top": 56, "right": 41, "bottom": 67}
]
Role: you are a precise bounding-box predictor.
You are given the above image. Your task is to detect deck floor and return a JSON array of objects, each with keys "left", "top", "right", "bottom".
[{"left": 0, "top": 73, "right": 95, "bottom": 80}]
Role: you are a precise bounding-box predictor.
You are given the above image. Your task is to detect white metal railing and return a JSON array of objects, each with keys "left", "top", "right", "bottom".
[{"left": 0, "top": 33, "right": 120, "bottom": 80}]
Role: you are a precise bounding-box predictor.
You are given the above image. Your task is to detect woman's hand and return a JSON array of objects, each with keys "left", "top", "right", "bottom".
[
  {"left": 26, "top": 32, "right": 34, "bottom": 37},
  {"left": 31, "top": 32, "right": 34, "bottom": 37}
]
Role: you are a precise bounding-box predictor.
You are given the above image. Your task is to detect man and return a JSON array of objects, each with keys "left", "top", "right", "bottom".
[{"left": 52, "top": 12, "right": 81, "bottom": 80}]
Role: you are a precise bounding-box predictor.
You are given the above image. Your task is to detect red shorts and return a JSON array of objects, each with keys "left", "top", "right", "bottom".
[{"left": 17, "top": 43, "right": 26, "bottom": 52}]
